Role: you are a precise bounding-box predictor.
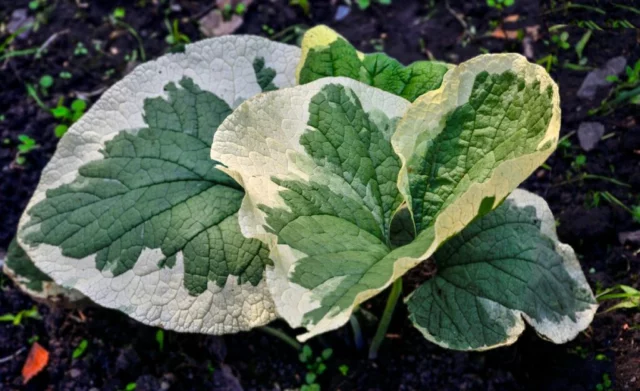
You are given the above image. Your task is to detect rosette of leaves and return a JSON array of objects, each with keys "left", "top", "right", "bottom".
[
  {"left": 15, "top": 36, "right": 301, "bottom": 333},
  {"left": 210, "top": 26, "right": 597, "bottom": 349}
]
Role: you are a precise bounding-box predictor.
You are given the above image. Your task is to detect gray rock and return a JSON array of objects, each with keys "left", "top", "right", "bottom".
[
  {"left": 69, "top": 368, "right": 82, "bottom": 378},
  {"left": 577, "top": 122, "right": 605, "bottom": 151},
  {"left": 577, "top": 56, "right": 627, "bottom": 100},
  {"left": 619, "top": 230, "right": 640, "bottom": 245},
  {"left": 8, "top": 9, "right": 34, "bottom": 39}
]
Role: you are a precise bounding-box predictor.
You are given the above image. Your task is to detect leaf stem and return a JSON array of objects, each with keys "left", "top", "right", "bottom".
[
  {"left": 350, "top": 313, "right": 365, "bottom": 350},
  {"left": 368, "top": 278, "right": 403, "bottom": 359},
  {"left": 259, "top": 326, "right": 301, "bottom": 351}
]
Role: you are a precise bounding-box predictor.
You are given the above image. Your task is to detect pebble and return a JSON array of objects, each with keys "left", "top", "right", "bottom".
[
  {"left": 577, "top": 122, "right": 605, "bottom": 151},
  {"left": 577, "top": 56, "right": 627, "bottom": 100}
]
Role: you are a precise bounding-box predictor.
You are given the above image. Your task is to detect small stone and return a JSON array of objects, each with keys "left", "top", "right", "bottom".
[
  {"left": 199, "top": 10, "right": 243, "bottom": 37},
  {"left": 335, "top": 5, "right": 351, "bottom": 21},
  {"left": 577, "top": 122, "right": 605, "bottom": 151},
  {"left": 70, "top": 368, "right": 82, "bottom": 378},
  {"left": 619, "top": 230, "right": 640, "bottom": 245},
  {"left": 8, "top": 9, "right": 34, "bottom": 39},
  {"left": 212, "top": 364, "right": 243, "bottom": 391},
  {"left": 577, "top": 56, "right": 627, "bottom": 100}
]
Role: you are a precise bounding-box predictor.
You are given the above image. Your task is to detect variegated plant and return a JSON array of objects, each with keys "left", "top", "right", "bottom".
[{"left": 10, "top": 27, "right": 596, "bottom": 353}]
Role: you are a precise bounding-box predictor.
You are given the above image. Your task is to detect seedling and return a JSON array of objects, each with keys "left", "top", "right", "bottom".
[
  {"left": 28, "top": 0, "right": 45, "bottom": 10},
  {"left": 598, "top": 284, "right": 640, "bottom": 313},
  {"left": 113, "top": 7, "right": 126, "bottom": 19},
  {"left": 72, "top": 339, "right": 89, "bottom": 359},
  {"left": 572, "top": 154, "right": 587, "bottom": 170},
  {"left": 13, "top": 27, "right": 596, "bottom": 355},
  {"left": 15, "top": 134, "right": 39, "bottom": 165},
  {"left": 51, "top": 98, "right": 87, "bottom": 138},
  {"left": 164, "top": 19, "right": 190, "bottom": 48},
  {"left": 124, "top": 383, "right": 137, "bottom": 391},
  {"left": 39, "top": 75, "right": 54, "bottom": 95},
  {"left": 486, "top": 0, "right": 514, "bottom": 10},
  {"left": 596, "top": 373, "right": 613, "bottom": 391},
  {"left": 59, "top": 71, "right": 72, "bottom": 79},
  {"left": 156, "top": 329, "right": 164, "bottom": 352},
  {"left": 0, "top": 306, "right": 41, "bottom": 325},
  {"left": 222, "top": 3, "right": 247, "bottom": 20},
  {"left": 338, "top": 364, "right": 349, "bottom": 376},
  {"left": 74, "top": 42, "right": 88, "bottom": 56},
  {"left": 551, "top": 31, "right": 570, "bottom": 50},
  {"left": 299, "top": 345, "right": 332, "bottom": 391},
  {"left": 356, "top": 0, "right": 392, "bottom": 10}
]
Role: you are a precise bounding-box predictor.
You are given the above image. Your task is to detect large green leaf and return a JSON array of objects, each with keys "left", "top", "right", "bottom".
[
  {"left": 213, "top": 51, "right": 563, "bottom": 341},
  {"left": 211, "top": 77, "right": 411, "bottom": 338},
  {"left": 17, "top": 36, "right": 301, "bottom": 334},
  {"left": 297, "top": 26, "right": 451, "bottom": 102},
  {"left": 407, "top": 189, "right": 597, "bottom": 351}
]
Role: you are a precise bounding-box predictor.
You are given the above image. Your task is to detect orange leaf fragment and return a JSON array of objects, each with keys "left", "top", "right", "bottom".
[{"left": 22, "top": 342, "right": 49, "bottom": 384}]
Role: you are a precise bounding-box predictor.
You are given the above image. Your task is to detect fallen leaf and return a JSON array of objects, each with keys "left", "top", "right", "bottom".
[
  {"left": 504, "top": 14, "right": 520, "bottom": 22},
  {"left": 22, "top": 342, "right": 49, "bottom": 384},
  {"left": 491, "top": 28, "right": 519, "bottom": 40}
]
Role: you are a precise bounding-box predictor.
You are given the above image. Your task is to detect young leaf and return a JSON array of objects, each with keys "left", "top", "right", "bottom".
[
  {"left": 17, "top": 36, "right": 301, "bottom": 334},
  {"left": 297, "top": 26, "right": 451, "bottom": 102},
  {"left": 406, "top": 189, "right": 597, "bottom": 351},
  {"left": 211, "top": 77, "right": 411, "bottom": 340},
  {"left": 212, "top": 53, "right": 561, "bottom": 341}
]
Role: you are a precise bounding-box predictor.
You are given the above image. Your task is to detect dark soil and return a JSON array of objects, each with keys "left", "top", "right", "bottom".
[{"left": 1, "top": 0, "right": 639, "bottom": 390}]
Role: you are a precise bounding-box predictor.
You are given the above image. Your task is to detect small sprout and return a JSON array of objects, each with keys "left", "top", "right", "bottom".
[
  {"left": 305, "top": 372, "right": 316, "bottom": 384},
  {"left": 261, "top": 24, "right": 275, "bottom": 35},
  {"left": 74, "top": 42, "right": 88, "bottom": 56},
  {"left": 39, "top": 75, "right": 54, "bottom": 90},
  {"left": 15, "top": 135, "right": 39, "bottom": 165},
  {"left": 299, "top": 344, "right": 313, "bottom": 363},
  {"left": 597, "top": 284, "right": 640, "bottom": 312},
  {"left": 0, "top": 306, "right": 41, "bottom": 326},
  {"left": 125, "top": 383, "right": 137, "bottom": 391},
  {"left": 28, "top": 335, "right": 40, "bottom": 344},
  {"left": 156, "top": 329, "right": 164, "bottom": 352},
  {"left": 72, "top": 339, "right": 89, "bottom": 359},
  {"left": 54, "top": 125, "right": 69, "bottom": 138},
  {"left": 235, "top": 3, "right": 247, "bottom": 15},
  {"left": 51, "top": 98, "right": 87, "bottom": 138},
  {"left": 113, "top": 7, "right": 126, "bottom": 19},
  {"left": 551, "top": 31, "right": 570, "bottom": 50},
  {"left": 573, "top": 154, "right": 587, "bottom": 169},
  {"left": 59, "top": 71, "right": 72, "bottom": 79},
  {"left": 338, "top": 364, "right": 349, "bottom": 376},
  {"left": 486, "top": 0, "right": 514, "bottom": 10},
  {"left": 321, "top": 348, "right": 333, "bottom": 360},
  {"left": 165, "top": 19, "right": 190, "bottom": 48},
  {"left": 595, "top": 353, "right": 609, "bottom": 361},
  {"left": 28, "top": 0, "right": 41, "bottom": 10},
  {"left": 596, "top": 373, "right": 613, "bottom": 391}
]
